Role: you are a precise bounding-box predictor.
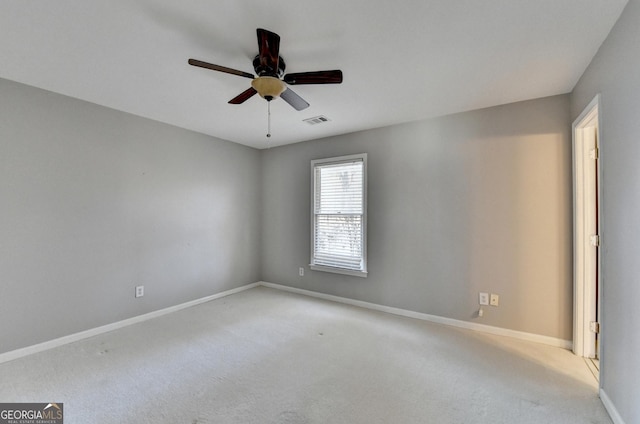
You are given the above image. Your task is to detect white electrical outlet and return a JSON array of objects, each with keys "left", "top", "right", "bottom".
[
  {"left": 479, "top": 292, "right": 489, "bottom": 306},
  {"left": 490, "top": 293, "right": 499, "bottom": 306},
  {"left": 135, "top": 285, "right": 144, "bottom": 298},
  {"left": 299, "top": 267, "right": 305, "bottom": 277}
]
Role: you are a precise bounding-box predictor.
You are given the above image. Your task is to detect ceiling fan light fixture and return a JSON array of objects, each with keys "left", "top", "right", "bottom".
[
  {"left": 189, "top": 28, "right": 342, "bottom": 112},
  {"left": 251, "top": 76, "right": 286, "bottom": 101}
]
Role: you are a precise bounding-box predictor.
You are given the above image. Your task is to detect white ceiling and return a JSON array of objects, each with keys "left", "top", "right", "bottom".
[{"left": 0, "top": 0, "right": 628, "bottom": 149}]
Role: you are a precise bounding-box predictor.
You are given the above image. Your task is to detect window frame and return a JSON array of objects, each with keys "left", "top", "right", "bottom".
[{"left": 309, "top": 153, "right": 368, "bottom": 278}]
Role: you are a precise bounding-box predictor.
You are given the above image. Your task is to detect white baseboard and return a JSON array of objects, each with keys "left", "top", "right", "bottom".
[
  {"left": 1, "top": 280, "right": 573, "bottom": 365},
  {"left": 259, "top": 281, "right": 573, "bottom": 350},
  {"left": 0, "top": 282, "right": 259, "bottom": 365},
  {"left": 600, "top": 389, "right": 626, "bottom": 424}
]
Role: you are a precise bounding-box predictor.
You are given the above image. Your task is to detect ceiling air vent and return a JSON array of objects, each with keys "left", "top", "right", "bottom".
[{"left": 303, "top": 115, "right": 331, "bottom": 125}]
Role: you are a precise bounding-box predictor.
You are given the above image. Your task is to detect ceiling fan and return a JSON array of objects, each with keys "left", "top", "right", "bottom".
[{"left": 188, "top": 28, "right": 343, "bottom": 111}]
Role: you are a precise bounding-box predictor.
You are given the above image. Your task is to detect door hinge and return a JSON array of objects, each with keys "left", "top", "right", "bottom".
[
  {"left": 590, "top": 148, "right": 599, "bottom": 160},
  {"left": 590, "top": 321, "right": 600, "bottom": 334},
  {"left": 590, "top": 234, "right": 600, "bottom": 247}
]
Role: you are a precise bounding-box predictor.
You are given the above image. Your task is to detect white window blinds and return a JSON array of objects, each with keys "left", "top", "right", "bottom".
[{"left": 311, "top": 154, "right": 367, "bottom": 277}]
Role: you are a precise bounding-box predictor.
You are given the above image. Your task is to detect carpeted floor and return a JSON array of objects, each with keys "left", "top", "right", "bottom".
[{"left": 0, "top": 286, "right": 611, "bottom": 423}]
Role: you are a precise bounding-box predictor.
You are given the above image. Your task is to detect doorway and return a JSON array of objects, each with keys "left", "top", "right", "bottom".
[{"left": 572, "top": 95, "right": 601, "bottom": 379}]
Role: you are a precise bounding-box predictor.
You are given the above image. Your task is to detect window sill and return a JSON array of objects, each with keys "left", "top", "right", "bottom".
[{"left": 309, "top": 264, "right": 368, "bottom": 278}]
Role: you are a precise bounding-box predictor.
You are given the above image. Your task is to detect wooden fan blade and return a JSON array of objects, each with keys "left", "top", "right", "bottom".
[
  {"left": 256, "top": 28, "right": 280, "bottom": 74},
  {"left": 188, "top": 59, "right": 254, "bottom": 79},
  {"left": 280, "top": 88, "right": 309, "bottom": 111},
  {"left": 283, "top": 70, "right": 343, "bottom": 85},
  {"left": 229, "top": 87, "right": 258, "bottom": 104}
]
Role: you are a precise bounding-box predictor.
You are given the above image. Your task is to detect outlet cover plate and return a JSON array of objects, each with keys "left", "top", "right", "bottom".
[{"left": 479, "top": 292, "right": 489, "bottom": 305}]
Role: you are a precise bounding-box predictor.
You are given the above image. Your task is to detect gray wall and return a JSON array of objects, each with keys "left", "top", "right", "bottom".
[
  {"left": 0, "top": 78, "right": 261, "bottom": 354},
  {"left": 571, "top": 0, "right": 640, "bottom": 422},
  {"left": 262, "top": 94, "right": 573, "bottom": 341}
]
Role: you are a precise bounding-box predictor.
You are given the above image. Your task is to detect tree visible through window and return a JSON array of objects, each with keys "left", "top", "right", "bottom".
[{"left": 310, "top": 154, "right": 367, "bottom": 277}]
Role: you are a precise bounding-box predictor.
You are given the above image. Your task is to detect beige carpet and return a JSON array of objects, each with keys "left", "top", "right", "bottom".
[{"left": 0, "top": 286, "right": 611, "bottom": 423}]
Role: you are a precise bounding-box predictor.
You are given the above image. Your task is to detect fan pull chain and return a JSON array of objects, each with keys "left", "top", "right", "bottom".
[{"left": 266, "top": 100, "right": 272, "bottom": 139}]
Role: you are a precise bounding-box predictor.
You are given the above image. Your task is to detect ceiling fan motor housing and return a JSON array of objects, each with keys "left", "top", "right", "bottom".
[{"left": 253, "top": 54, "right": 286, "bottom": 77}]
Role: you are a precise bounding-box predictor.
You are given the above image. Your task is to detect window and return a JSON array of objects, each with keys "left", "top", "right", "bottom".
[{"left": 310, "top": 153, "right": 367, "bottom": 277}]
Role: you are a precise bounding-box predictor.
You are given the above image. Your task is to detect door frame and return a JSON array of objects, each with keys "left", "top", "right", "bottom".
[{"left": 572, "top": 94, "right": 601, "bottom": 358}]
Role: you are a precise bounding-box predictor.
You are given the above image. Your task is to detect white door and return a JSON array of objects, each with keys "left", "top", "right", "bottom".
[{"left": 573, "top": 96, "right": 600, "bottom": 361}]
